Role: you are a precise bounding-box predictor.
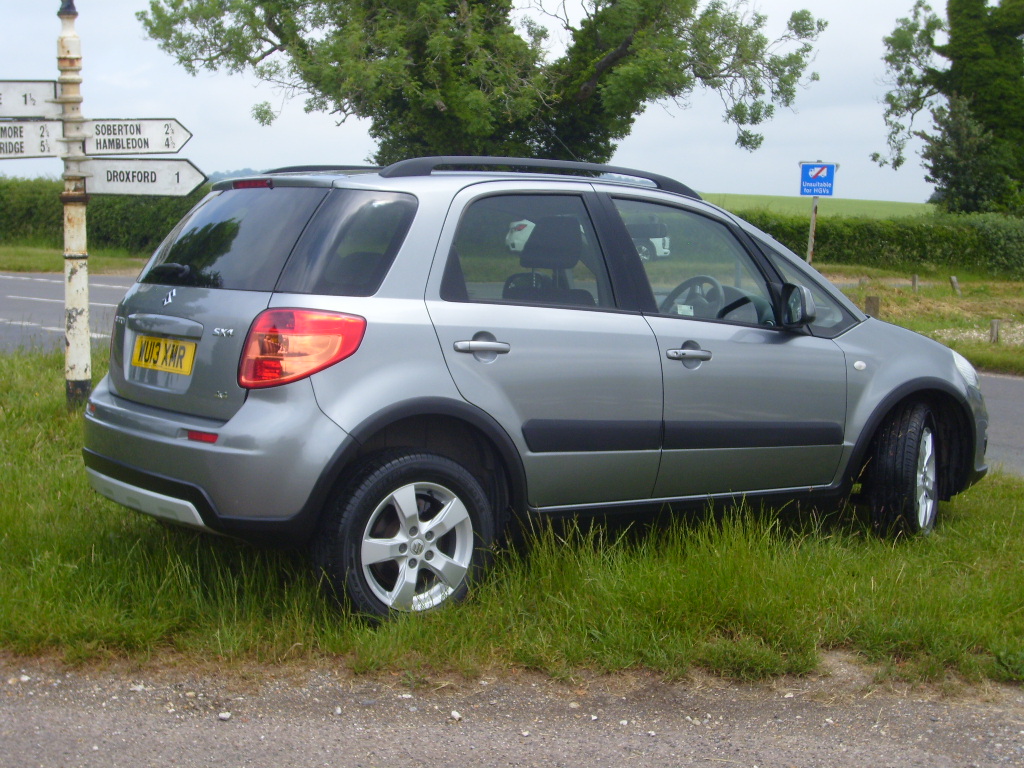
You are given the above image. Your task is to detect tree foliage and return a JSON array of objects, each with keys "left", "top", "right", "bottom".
[
  {"left": 877, "top": 0, "right": 1024, "bottom": 212},
  {"left": 918, "top": 95, "right": 1021, "bottom": 213},
  {"left": 137, "top": 0, "right": 825, "bottom": 164}
]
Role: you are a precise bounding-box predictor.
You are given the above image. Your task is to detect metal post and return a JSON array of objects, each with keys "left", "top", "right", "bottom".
[
  {"left": 806, "top": 195, "right": 818, "bottom": 263},
  {"left": 57, "top": 0, "right": 90, "bottom": 406}
]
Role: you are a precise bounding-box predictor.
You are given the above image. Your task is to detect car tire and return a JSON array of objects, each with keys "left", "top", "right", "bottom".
[
  {"left": 867, "top": 401, "right": 939, "bottom": 537},
  {"left": 313, "top": 450, "right": 495, "bottom": 617}
]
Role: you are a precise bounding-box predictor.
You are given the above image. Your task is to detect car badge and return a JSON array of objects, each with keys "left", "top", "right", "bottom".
[{"left": 163, "top": 289, "right": 177, "bottom": 306}]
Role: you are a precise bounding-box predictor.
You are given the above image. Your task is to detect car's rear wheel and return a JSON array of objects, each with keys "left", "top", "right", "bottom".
[
  {"left": 314, "top": 451, "right": 495, "bottom": 617},
  {"left": 867, "top": 401, "right": 939, "bottom": 536}
]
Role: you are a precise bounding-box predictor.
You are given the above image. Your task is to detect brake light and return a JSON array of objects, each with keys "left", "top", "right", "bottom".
[
  {"left": 232, "top": 179, "right": 273, "bottom": 189},
  {"left": 238, "top": 309, "right": 366, "bottom": 388}
]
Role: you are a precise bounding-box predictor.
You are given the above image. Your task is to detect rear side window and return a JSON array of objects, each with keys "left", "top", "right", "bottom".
[
  {"left": 276, "top": 190, "right": 418, "bottom": 296},
  {"left": 442, "top": 194, "right": 615, "bottom": 309},
  {"left": 140, "top": 186, "right": 329, "bottom": 291}
]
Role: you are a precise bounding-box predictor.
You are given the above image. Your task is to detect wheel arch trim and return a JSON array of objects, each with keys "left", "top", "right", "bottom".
[
  {"left": 844, "top": 376, "right": 977, "bottom": 491},
  {"left": 342, "top": 396, "right": 529, "bottom": 515}
]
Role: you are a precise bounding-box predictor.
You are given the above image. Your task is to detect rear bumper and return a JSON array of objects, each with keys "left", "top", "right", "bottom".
[{"left": 83, "top": 375, "right": 357, "bottom": 545}]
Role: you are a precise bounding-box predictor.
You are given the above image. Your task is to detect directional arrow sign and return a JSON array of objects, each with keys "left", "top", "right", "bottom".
[
  {"left": 0, "top": 81, "right": 61, "bottom": 119},
  {"left": 83, "top": 118, "right": 192, "bottom": 155},
  {"left": 84, "top": 158, "right": 207, "bottom": 197},
  {"left": 0, "top": 119, "right": 61, "bottom": 159}
]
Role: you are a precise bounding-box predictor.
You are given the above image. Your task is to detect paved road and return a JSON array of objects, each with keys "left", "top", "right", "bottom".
[
  {"left": 979, "top": 372, "right": 1024, "bottom": 476},
  {"left": 0, "top": 271, "right": 134, "bottom": 352},
  {"left": 2, "top": 271, "right": 1020, "bottom": 475}
]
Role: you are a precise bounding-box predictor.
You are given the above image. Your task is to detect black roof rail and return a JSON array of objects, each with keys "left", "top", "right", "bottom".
[
  {"left": 263, "top": 165, "right": 381, "bottom": 174},
  {"left": 378, "top": 156, "right": 701, "bottom": 200}
]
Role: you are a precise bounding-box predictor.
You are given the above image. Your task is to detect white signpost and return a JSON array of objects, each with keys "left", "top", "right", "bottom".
[
  {"left": 0, "top": 119, "right": 61, "bottom": 159},
  {"left": 0, "top": 2, "right": 207, "bottom": 405},
  {"left": 83, "top": 118, "right": 192, "bottom": 156},
  {"left": 84, "top": 157, "right": 206, "bottom": 196},
  {"left": 0, "top": 80, "right": 62, "bottom": 118}
]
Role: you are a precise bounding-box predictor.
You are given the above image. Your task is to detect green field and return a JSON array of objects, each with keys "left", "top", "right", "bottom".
[{"left": 701, "top": 193, "right": 934, "bottom": 218}]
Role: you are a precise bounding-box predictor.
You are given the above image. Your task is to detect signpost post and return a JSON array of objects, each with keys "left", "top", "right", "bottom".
[
  {"left": 799, "top": 162, "right": 838, "bottom": 264},
  {"left": 57, "top": 0, "right": 91, "bottom": 406},
  {"left": 0, "top": 2, "right": 205, "bottom": 406}
]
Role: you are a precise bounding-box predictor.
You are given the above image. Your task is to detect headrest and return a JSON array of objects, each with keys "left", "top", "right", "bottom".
[{"left": 520, "top": 216, "right": 582, "bottom": 270}]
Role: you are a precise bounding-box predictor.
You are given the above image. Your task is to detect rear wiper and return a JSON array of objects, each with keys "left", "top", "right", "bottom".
[{"left": 144, "top": 262, "right": 192, "bottom": 283}]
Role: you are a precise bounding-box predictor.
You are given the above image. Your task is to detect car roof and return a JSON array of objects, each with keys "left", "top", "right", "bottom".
[{"left": 225, "top": 156, "right": 703, "bottom": 200}]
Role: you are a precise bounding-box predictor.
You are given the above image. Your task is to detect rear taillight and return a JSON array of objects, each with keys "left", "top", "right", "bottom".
[{"left": 238, "top": 309, "right": 366, "bottom": 388}]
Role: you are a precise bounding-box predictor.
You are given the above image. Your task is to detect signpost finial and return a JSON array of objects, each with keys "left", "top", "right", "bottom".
[{"left": 58, "top": 1, "right": 78, "bottom": 18}]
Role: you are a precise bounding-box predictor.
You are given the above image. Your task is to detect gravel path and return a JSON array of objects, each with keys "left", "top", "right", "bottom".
[{"left": 3, "top": 653, "right": 1022, "bottom": 767}]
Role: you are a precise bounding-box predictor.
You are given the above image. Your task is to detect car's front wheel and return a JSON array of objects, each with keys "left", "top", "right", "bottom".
[
  {"left": 867, "top": 401, "right": 939, "bottom": 536},
  {"left": 314, "top": 451, "right": 495, "bottom": 617}
]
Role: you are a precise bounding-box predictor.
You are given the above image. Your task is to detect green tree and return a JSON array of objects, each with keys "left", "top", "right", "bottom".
[
  {"left": 138, "top": 0, "right": 826, "bottom": 164},
  {"left": 877, "top": 0, "right": 1024, "bottom": 208},
  {"left": 917, "top": 95, "right": 1020, "bottom": 213}
]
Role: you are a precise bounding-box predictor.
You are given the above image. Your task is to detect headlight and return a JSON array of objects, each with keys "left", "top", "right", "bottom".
[{"left": 952, "top": 350, "right": 979, "bottom": 389}]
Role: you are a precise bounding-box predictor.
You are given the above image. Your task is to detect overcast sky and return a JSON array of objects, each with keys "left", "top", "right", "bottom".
[{"left": 2, "top": 0, "right": 935, "bottom": 202}]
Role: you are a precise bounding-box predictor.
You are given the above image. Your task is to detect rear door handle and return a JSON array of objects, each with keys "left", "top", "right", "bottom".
[
  {"left": 666, "top": 348, "right": 712, "bottom": 361},
  {"left": 454, "top": 340, "right": 511, "bottom": 354}
]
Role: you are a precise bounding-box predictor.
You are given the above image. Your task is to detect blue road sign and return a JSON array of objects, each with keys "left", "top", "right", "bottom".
[{"left": 800, "top": 163, "right": 837, "bottom": 196}]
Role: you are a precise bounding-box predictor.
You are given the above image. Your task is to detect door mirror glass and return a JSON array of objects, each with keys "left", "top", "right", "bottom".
[{"left": 782, "top": 283, "right": 817, "bottom": 327}]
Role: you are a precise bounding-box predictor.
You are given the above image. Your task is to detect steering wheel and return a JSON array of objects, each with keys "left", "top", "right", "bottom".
[{"left": 659, "top": 275, "right": 725, "bottom": 316}]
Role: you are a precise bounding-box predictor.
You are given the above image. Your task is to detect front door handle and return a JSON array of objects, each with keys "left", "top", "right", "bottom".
[
  {"left": 666, "top": 348, "right": 712, "bottom": 362},
  {"left": 454, "top": 340, "right": 511, "bottom": 354}
]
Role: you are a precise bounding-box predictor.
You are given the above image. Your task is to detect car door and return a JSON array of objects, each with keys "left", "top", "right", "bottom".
[
  {"left": 610, "top": 196, "right": 848, "bottom": 498},
  {"left": 425, "top": 187, "right": 664, "bottom": 508}
]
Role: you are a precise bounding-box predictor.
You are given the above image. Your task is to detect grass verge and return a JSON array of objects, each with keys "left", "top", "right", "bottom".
[
  {"left": 2, "top": 350, "right": 1022, "bottom": 683},
  {"left": 0, "top": 244, "right": 147, "bottom": 275}
]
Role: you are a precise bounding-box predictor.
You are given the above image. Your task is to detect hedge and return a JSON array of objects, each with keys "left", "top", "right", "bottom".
[
  {"left": 0, "top": 177, "right": 207, "bottom": 253},
  {"left": 739, "top": 209, "right": 1024, "bottom": 278},
  {"left": 3, "top": 177, "right": 1024, "bottom": 278}
]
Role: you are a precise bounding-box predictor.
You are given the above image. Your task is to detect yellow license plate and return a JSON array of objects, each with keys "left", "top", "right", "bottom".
[{"left": 131, "top": 335, "right": 197, "bottom": 375}]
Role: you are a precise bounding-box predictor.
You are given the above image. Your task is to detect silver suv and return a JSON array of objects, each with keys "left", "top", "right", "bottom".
[{"left": 83, "top": 157, "right": 988, "bottom": 616}]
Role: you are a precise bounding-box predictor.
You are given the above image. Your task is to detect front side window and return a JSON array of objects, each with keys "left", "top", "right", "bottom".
[
  {"left": 613, "top": 198, "right": 776, "bottom": 326},
  {"left": 442, "top": 194, "right": 615, "bottom": 309},
  {"left": 760, "top": 244, "right": 859, "bottom": 338}
]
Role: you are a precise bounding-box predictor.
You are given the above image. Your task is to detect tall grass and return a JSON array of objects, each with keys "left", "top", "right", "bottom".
[{"left": 2, "top": 350, "right": 1022, "bottom": 682}]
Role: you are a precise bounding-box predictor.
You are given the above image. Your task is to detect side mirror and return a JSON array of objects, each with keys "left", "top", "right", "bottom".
[{"left": 781, "top": 283, "right": 817, "bottom": 327}]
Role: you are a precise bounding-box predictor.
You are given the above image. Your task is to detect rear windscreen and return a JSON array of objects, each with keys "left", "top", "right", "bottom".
[{"left": 140, "top": 186, "right": 330, "bottom": 291}]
